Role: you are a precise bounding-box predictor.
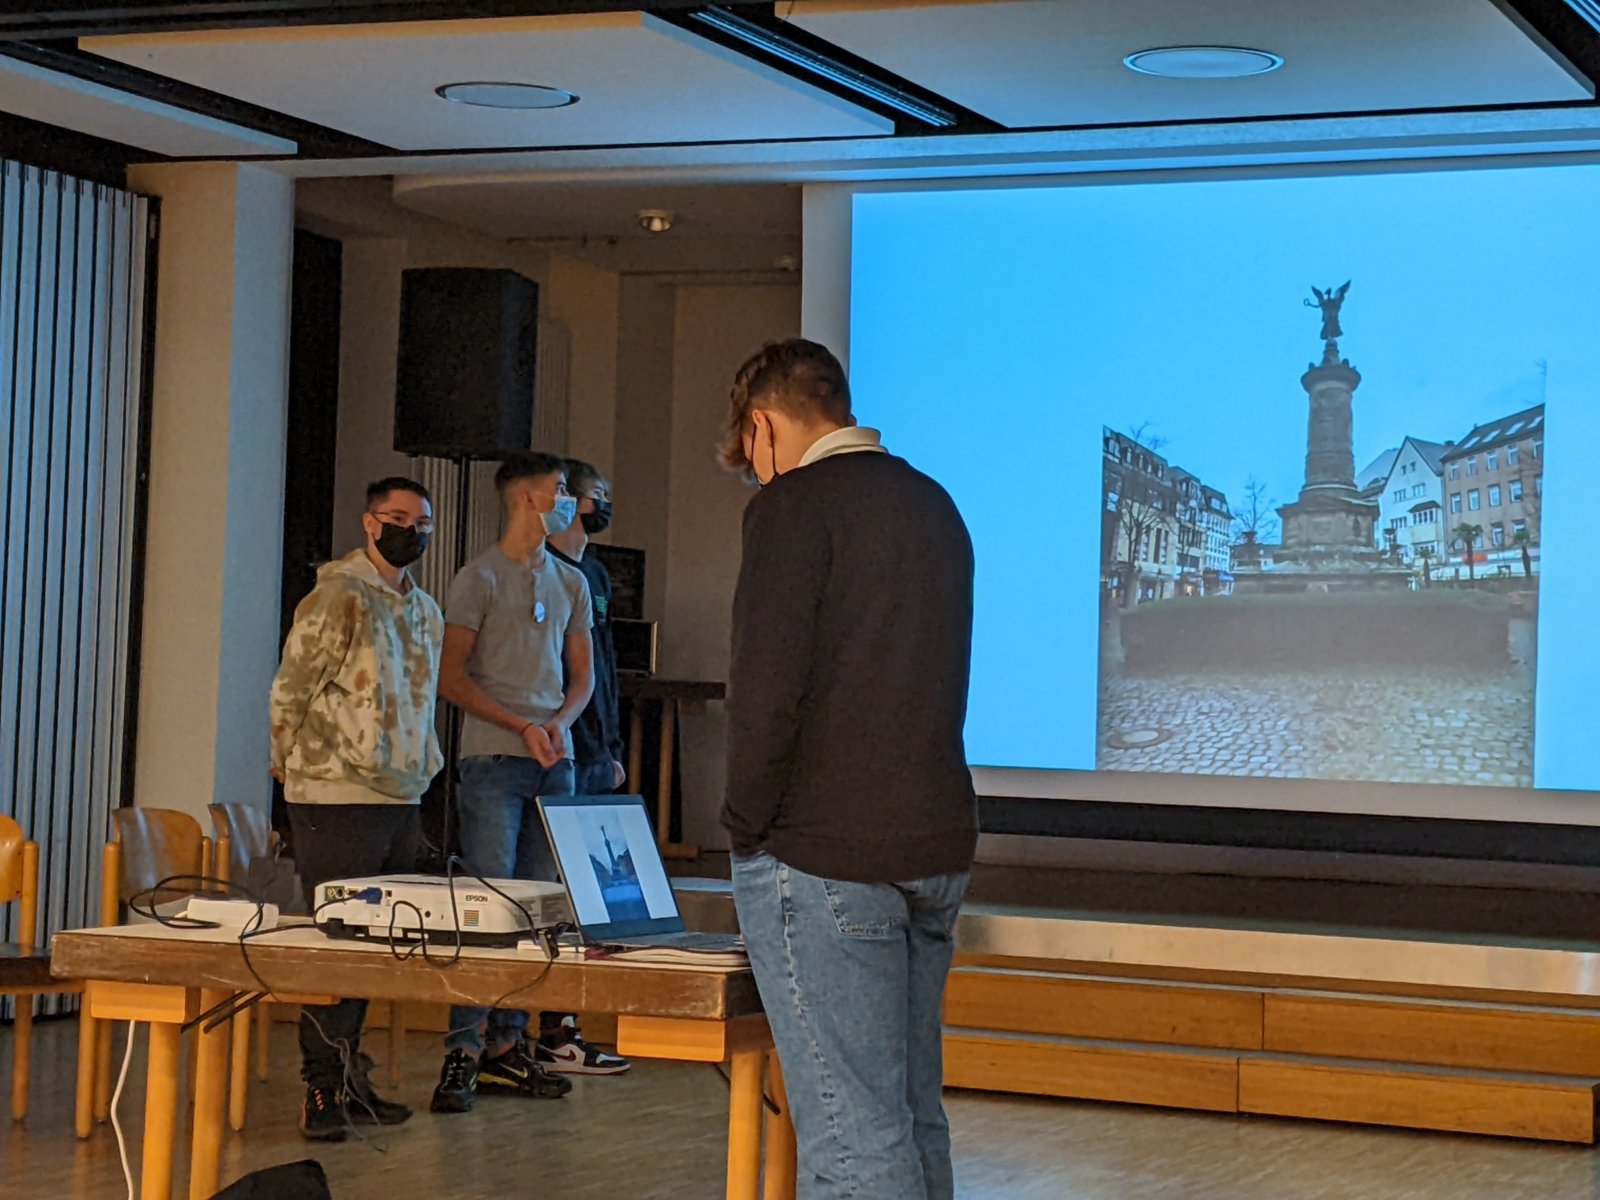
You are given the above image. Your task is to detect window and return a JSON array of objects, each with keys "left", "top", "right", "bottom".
[
  {"left": 1106, "top": 490, "right": 1120, "bottom": 512},
  {"left": 1536, "top": 475, "right": 1543, "bottom": 496},
  {"left": 1448, "top": 462, "right": 1460, "bottom": 481},
  {"left": 1392, "top": 489, "right": 1405, "bottom": 503},
  {"left": 1534, "top": 438, "right": 1543, "bottom": 459},
  {"left": 1509, "top": 478, "right": 1523, "bottom": 502},
  {"left": 1507, "top": 444, "right": 1519, "bottom": 466},
  {"left": 1450, "top": 493, "right": 1462, "bottom": 514},
  {"left": 1412, "top": 483, "right": 1426, "bottom": 499},
  {"left": 1487, "top": 450, "right": 1498, "bottom": 471},
  {"left": 1491, "top": 523, "right": 1505, "bottom": 548},
  {"left": 1513, "top": 519, "right": 1527, "bottom": 539},
  {"left": 1452, "top": 538, "right": 1464, "bottom": 551},
  {"left": 1467, "top": 456, "right": 1478, "bottom": 475},
  {"left": 1488, "top": 484, "right": 1501, "bottom": 507},
  {"left": 1468, "top": 489, "right": 1481, "bottom": 510}
]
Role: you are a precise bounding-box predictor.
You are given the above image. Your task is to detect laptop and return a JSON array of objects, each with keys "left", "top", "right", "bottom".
[{"left": 537, "top": 794, "right": 743, "bottom": 952}]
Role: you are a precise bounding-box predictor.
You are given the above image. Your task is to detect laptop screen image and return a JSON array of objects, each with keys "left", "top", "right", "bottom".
[{"left": 538, "top": 795, "right": 685, "bottom": 940}]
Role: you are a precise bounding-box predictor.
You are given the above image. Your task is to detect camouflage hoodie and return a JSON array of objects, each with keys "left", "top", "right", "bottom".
[{"left": 269, "top": 550, "right": 444, "bottom": 805}]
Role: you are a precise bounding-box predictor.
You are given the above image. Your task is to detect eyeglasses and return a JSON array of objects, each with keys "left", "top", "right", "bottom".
[{"left": 373, "top": 511, "right": 434, "bottom": 534}]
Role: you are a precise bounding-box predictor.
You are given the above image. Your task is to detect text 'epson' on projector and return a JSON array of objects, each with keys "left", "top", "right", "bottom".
[{"left": 313, "top": 874, "right": 570, "bottom": 946}]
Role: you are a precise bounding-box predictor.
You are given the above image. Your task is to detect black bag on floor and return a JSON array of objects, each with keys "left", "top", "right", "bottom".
[{"left": 209, "top": 1160, "right": 331, "bottom": 1200}]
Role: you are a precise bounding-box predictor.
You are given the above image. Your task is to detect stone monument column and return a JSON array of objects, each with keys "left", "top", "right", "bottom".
[{"left": 1299, "top": 341, "right": 1362, "bottom": 495}]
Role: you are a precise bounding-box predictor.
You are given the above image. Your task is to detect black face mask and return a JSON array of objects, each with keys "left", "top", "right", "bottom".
[
  {"left": 581, "top": 498, "right": 613, "bottom": 536},
  {"left": 374, "top": 522, "right": 429, "bottom": 569}
]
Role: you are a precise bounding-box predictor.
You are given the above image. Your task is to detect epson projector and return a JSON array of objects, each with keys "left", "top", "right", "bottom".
[{"left": 314, "top": 874, "right": 570, "bottom": 947}]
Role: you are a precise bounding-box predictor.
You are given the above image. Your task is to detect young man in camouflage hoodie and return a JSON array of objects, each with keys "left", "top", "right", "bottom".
[{"left": 269, "top": 476, "right": 444, "bottom": 1141}]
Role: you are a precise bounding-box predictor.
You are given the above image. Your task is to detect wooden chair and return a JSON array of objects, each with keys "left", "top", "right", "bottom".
[
  {"left": 1, "top": 814, "right": 65, "bottom": 1122},
  {"left": 82, "top": 808, "right": 211, "bottom": 1134},
  {"left": 207, "top": 802, "right": 278, "bottom": 1130}
]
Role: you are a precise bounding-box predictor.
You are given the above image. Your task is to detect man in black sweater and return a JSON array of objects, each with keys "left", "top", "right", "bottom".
[{"left": 720, "top": 338, "right": 976, "bottom": 1200}]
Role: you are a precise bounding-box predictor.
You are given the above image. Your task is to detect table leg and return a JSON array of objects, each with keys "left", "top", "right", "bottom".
[
  {"left": 142, "top": 1022, "right": 182, "bottom": 1200},
  {"left": 727, "top": 1045, "right": 766, "bottom": 1200},
  {"left": 387, "top": 1002, "right": 406, "bottom": 1088},
  {"left": 75, "top": 1007, "right": 98, "bottom": 1138},
  {"left": 655, "top": 700, "right": 675, "bottom": 849},
  {"left": 93, "top": 1015, "right": 113, "bottom": 1122},
  {"left": 254, "top": 1002, "right": 271, "bottom": 1082},
  {"left": 228, "top": 1008, "right": 251, "bottom": 1132},
  {"left": 189, "top": 990, "right": 231, "bottom": 1200},
  {"left": 763, "top": 1050, "right": 797, "bottom": 1200}
]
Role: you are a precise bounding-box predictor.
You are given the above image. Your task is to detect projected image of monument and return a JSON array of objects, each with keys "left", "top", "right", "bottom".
[
  {"left": 578, "top": 813, "right": 650, "bottom": 924},
  {"left": 1097, "top": 282, "right": 1542, "bottom": 787}
]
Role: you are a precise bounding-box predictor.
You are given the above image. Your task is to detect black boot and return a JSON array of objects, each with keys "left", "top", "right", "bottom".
[{"left": 299, "top": 1084, "right": 349, "bottom": 1142}]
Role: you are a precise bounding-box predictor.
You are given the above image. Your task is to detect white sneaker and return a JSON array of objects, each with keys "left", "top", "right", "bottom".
[{"left": 535, "top": 1018, "right": 632, "bottom": 1075}]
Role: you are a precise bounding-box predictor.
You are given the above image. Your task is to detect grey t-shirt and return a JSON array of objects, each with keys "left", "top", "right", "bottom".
[{"left": 446, "top": 545, "right": 593, "bottom": 760}]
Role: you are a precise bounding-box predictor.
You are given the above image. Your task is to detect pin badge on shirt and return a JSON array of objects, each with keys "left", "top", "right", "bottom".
[{"left": 533, "top": 600, "right": 547, "bottom": 623}]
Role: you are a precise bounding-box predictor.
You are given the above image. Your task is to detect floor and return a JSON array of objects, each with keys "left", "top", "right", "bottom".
[{"left": 7, "top": 1018, "right": 1600, "bottom": 1199}]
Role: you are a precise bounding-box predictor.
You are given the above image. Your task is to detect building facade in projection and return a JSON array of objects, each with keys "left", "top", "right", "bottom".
[{"left": 1440, "top": 404, "right": 1545, "bottom": 579}]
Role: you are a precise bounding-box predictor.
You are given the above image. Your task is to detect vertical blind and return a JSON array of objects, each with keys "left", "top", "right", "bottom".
[{"left": 0, "top": 159, "right": 154, "bottom": 1016}]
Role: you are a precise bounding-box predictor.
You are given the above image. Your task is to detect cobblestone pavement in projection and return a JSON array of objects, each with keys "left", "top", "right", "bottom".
[{"left": 1096, "top": 668, "right": 1536, "bottom": 787}]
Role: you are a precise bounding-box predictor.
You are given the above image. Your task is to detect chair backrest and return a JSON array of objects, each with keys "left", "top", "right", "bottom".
[
  {"left": 207, "top": 802, "right": 277, "bottom": 883},
  {"left": 1, "top": 814, "right": 39, "bottom": 949},
  {"left": 0, "top": 815, "right": 23, "bottom": 907},
  {"left": 110, "top": 808, "right": 208, "bottom": 905}
]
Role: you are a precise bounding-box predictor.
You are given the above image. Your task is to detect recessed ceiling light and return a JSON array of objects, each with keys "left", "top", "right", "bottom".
[
  {"left": 1123, "top": 46, "right": 1284, "bottom": 79},
  {"left": 435, "top": 82, "right": 579, "bottom": 110},
  {"left": 638, "top": 210, "right": 674, "bottom": 234}
]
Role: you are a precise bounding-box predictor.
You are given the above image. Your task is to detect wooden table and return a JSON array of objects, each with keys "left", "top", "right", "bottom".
[
  {"left": 52, "top": 923, "right": 794, "bottom": 1200},
  {"left": 619, "top": 676, "right": 725, "bottom": 860}
]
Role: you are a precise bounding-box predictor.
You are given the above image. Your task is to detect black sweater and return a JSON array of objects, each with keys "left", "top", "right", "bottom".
[
  {"left": 551, "top": 546, "right": 624, "bottom": 767},
  {"left": 722, "top": 451, "right": 977, "bottom": 883}
]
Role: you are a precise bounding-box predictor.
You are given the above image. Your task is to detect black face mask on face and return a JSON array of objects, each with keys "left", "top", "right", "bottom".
[
  {"left": 580, "top": 498, "right": 613, "bottom": 536},
  {"left": 374, "top": 521, "right": 429, "bottom": 569}
]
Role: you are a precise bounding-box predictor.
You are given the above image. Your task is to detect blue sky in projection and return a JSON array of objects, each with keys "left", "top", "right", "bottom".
[{"left": 847, "top": 164, "right": 1600, "bottom": 785}]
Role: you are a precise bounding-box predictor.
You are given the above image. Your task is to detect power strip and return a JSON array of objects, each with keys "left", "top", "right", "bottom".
[{"left": 179, "top": 897, "right": 280, "bottom": 930}]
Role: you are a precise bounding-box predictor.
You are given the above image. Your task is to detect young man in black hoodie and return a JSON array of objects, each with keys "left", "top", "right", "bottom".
[{"left": 720, "top": 339, "right": 976, "bottom": 1200}]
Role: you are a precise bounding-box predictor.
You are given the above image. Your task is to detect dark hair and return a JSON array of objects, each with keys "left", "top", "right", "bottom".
[
  {"left": 563, "top": 458, "right": 608, "bottom": 499},
  {"left": 719, "top": 338, "right": 852, "bottom": 472},
  {"left": 494, "top": 450, "right": 567, "bottom": 493},
  {"left": 366, "top": 476, "right": 431, "bottom": 509}
]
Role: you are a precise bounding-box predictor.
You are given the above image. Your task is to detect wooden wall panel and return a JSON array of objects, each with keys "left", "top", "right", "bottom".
[
  {"left": 1265, "top": 994, "right": 1600, "bottom": 1076},
  {"left": 946, "top": 969, "right": 1262, "bottom": 1050},
  {"left": 1239, "top": 1059, "right": 1599, "bottom": 1144},
  {"left": 944, "top": 1032, "right": 1239, "bottom": 1113}
]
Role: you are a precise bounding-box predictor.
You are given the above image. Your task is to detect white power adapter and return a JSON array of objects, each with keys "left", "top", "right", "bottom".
[{"left": 178, "top": 897, "right": 280, "bottom": 931}]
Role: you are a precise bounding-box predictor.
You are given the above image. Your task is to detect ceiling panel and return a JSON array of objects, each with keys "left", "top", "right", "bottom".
[
  {"left": 787, "top": 0, "right": 1592, "bottom": 128},
  {"left": 0, "top": 52, "right": 295, "bottom": 156},
  {"left": 82, "top": 13, "right": 894, "bottom": 153},
  {"left": 389, "top": 177, "right": 801, "bottom": 240}
]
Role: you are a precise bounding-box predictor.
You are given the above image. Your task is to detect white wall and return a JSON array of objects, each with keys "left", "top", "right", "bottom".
[
  {"left": 129, "top": 161, "right": 294, "bottom": 822},
  {"left": 662, "top": 283, "right": 802, "bottom": 847},
  {"left": 801, "top": 183, "right": 853, "bottom": 365}
]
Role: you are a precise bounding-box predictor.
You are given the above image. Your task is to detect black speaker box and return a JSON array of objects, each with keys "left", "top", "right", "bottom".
[{"left": 394, "top": 267, "right": 537, "bottom": 459}]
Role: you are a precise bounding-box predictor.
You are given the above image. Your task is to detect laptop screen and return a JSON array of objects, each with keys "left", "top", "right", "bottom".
[{"left": 538, "top": 795, "right": 684, "bottom": 939}]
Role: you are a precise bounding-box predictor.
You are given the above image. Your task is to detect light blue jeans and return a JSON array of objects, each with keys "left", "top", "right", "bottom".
[
  {"left": 731, "top": 850, "right": 969, "bottom": 1200},
  {"left": 445, "top": 755, "right": 574, "bottom": 1055}
]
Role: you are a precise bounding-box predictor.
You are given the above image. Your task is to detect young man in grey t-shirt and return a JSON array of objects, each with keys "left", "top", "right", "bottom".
[{"left": 431, "top": 451, "right": 622, "bottom": 1112}]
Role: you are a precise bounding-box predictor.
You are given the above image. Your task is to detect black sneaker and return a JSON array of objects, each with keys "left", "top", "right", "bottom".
[
  {"left": 430, "top": 1048, "right": 480, "bottom": 1115},
  {"left": 476, "top": 1037, "right": 573, "bottom": 1099},
  {"left": 346, "top": 1052, "right": 414, "bottom": 1126},
  {"left": 299, "top": 1085, "right": 349, "bottom": 1142}
]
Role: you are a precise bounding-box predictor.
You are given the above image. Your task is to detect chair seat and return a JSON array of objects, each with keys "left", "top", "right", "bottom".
[{"left": 0, "top": 943, "right": 55, "bottom": 989}]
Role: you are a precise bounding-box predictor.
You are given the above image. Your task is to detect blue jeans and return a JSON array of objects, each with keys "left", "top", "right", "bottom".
[
  {"left": 574, "top": 759, "right": 617, "bottom": 797},
  {"left": 731, "top": 851, "right": 969, "bottom": 1200},
  {"left": 446, "top": 755, "right": 574, "bottom": 1055}
]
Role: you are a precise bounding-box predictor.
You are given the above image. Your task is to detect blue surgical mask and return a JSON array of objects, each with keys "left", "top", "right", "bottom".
[{"left": 542, "top": 495, "right": 578, "bottom": 536}]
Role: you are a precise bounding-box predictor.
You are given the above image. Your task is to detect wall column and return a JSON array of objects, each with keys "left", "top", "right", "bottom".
[{"left": 127, "top": 161, "right": 294, "bottom": 823}]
